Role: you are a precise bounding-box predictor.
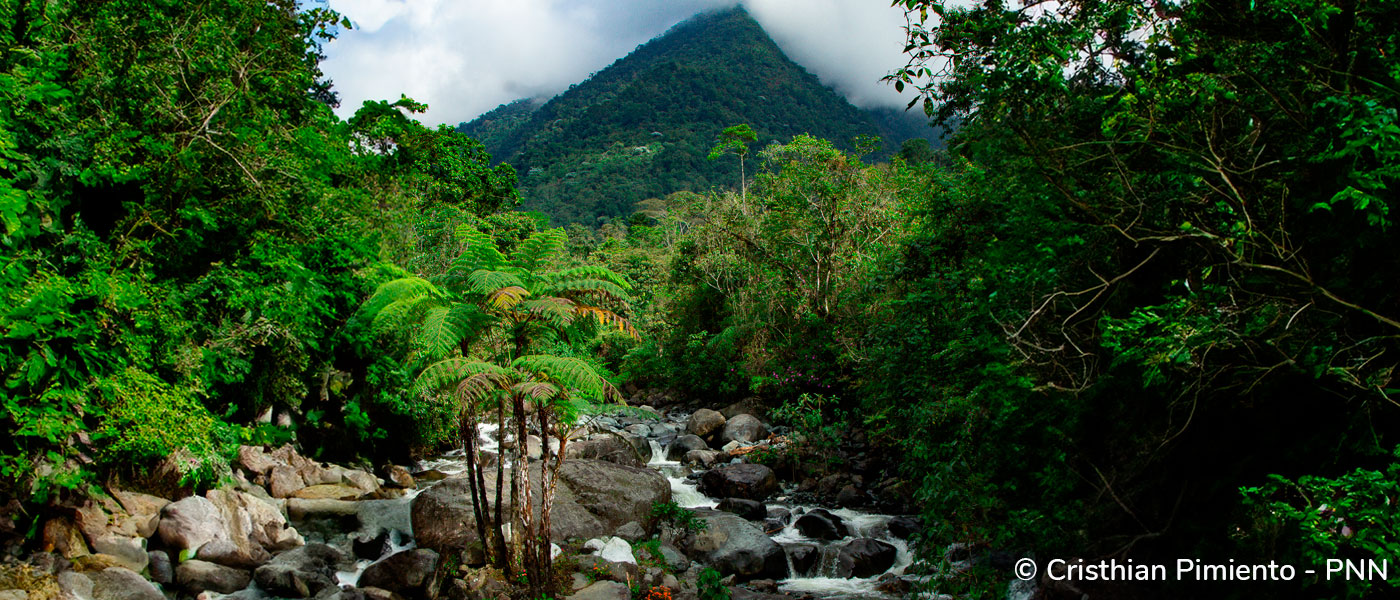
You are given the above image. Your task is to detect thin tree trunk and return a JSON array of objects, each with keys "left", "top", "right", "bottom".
[
  {"left": 493, "top": 398, "right": 510, "bottom": 568},
  {"left": 461, "top": 406, "right": 491, "bottom": 559}
]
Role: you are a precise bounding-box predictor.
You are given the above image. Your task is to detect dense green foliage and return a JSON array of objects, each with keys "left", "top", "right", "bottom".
[{"left": 457, "top": 7, "right": 937, "bottom": 226}]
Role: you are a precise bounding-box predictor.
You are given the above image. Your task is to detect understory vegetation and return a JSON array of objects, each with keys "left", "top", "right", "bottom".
[{"left": 2, "top": 0, "right": 1397, "bottom": 598}]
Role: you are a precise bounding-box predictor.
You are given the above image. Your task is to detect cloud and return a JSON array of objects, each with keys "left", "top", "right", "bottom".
[{"left": 319, "top": 0, "right": 917, "bottom": 126}]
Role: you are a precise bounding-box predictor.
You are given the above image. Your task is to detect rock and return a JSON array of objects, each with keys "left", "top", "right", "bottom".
[
  {"left": 835, "top": 538, "right": 896, "bottom": 578},
  {"left": 176, "top": 560, "right": 252, "bottom": 594},
  {"left": 686, "top": 511, "right": 787, "bottom": 581},
  {"left": 875, "top": 573, "right": 913, "bottom": 596},
  {"left": 252, "top": 543, "right": 341, "bottom": 598},
  {"left": 285, "top": 498, "right": 358, "bottom": 520},
  {"left": 721, "top": 414, "right": 765, "bottom": 444},
  {"left": 699, "top": 464, "right": 778, "bottom": 501},
  {"left": 382, "top": 465, "right": 415, "bottom": 489},
  {"left": 148, "top": 447, "right": 208, "bottom": 498},
  {"left": 566, "top": 436, "right": 644, "bottom": 467},
  {"left": 794, "top": 509, "right": 847, "bottom": 541},
  {"left": 158, "top": 495, "right": 228, "bottom": 552},
  {"left": 353, "top": 531, "right": 391, "bottom": 561},
  {"left": 1005, "top": 577, "right": 1037, "bottom": 600},
  {"left": 292, "top": 484, "right": 364, "bottom": 500},
  {"left": 237, "top": 446, "right": 278, "bottom": 477},
  {"left": 766, "top": 507, "right": 791, "bottom": 526},
  {"left": 598, "top": 537, "right": 634, "bottom": 564},
  {"left": 42, "top": 517, "right": 89, "bottom": 559},
  {"left": 411, "top": 459, "right": 669, "bottom": 550},
  {"left": 685, "top": 409, "right": 726, "bottom": 441},
  {"left": 269, "top": 466, "right": 306, "bottom": 499},
  {"left": 836, "top": 485, "right": 863, "bottom": 507},
  {"left": 90, "top": 567, "right": 163, "bottom": 600},
  {"left": 615, "top": 521, "right": 646, "bottom": 542},
  {"left": 719, "top": 399, "right": 767, "bottom": 421},
  {"left": 658, "top": 543, "right": 689, "bottom": 573},
  {"left": 575, "top": 555, "right": 640, "bottom": 584},
  {"left": 747, "top": 579, "right": 778, "bottom": 594},
  {"left": 147, "top": 550, "right": 173, "bottom": 584},
  {"left": 90, "top": 536, "right": 147, "bottom": 573},
  {"left": 200, "top": 489, "right": 303, "bottom": 568},
  {"left": 566, "top": 580, "right": 630, "bottom": 600},
  {"left": 583, "top": 538, "right": 607, "bottom": 554},
  {"left": 358, "top": 587, "right": 404, "bottom": 600},
  {"left": 666, "top": 435, "right": 709, "bottom": 461},
  {"left": 109, "top": 489, "right": 168, "bottom": 539},
  {"left": 888, "top": 516, "right": 920, "bottom": 540},
  {"left": 343, "top": 470, "right": 380, "bottom": 495},
  {"left": 359, "top": 549, "right": 439, "bottom": 594},
  {"left": 57, "top": 570, "right": 94, "bottom": 600},
  {"left": 684, "top": 450, "right": 721, "bottom": 468},
  {"left": 716, "top": 498, "right": 766, "bottom": 521},
  {"left": 787, "top": 544, "right": 819, "bottom": 576},
  {"left": 72, "top": 554, "right": 133, "bottom": 573},
  {"left": 623, "top": 424, "right": 651, "bottom": 438}
]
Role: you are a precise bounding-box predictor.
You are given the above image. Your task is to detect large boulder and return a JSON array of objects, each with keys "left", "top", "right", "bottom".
[
  {"left": 359, "top": 549, "right": 439, "bottom": 595},
  {"left": 411, "top": 459, "right": 669, "bottom": 551},
  {"left": 666, "top": 435, "right": 709, "bottom": 461},
  {"left": 90, "top": 567, "right": 163, "bottom": 600},
  {"left": 565, "top": 435, "right": 645, "bottom": 467},
  {"left": 699, "top": 464, "right": 778, "bottom": 501},
  {"left": 566, "top": 581, "right": 630, "bottom": 600},
  {"left": 786, "top": 544, "right": 820, "bottom": 577},
  {"left": 685, "top": 511, "right": 787, "bottom": 581},
  {"left": 835, "top": 538, "right": 897, "bottom": 578},
  {"left": 199, "top": 489, "right": 304, "bottom": 568},
  {"left": 252, "top": 543, "right": 342, "bottom": 598},
  {"left": 685, "top": 409, "right": 726, "bottom": 441},
  {"left": 109, "top": 489, "right": 168, "bottom": 539},
  {"left": 157, "top": 495, "right": 227, "bottom": 552},
  {"left": 716, "top": 498, "right": 766, "bottom": 522},
  {"left": 794, "top": 509, "right": 848, "bottom": 541},
  {"left": 175, "top": 559, "right": 252, "bottom": 594},
  {"left": 90, "top": 535, "right": 148, "bottom": 572},
  {"left": 721, "top": 414, "right": 765, "bottom": 444}
]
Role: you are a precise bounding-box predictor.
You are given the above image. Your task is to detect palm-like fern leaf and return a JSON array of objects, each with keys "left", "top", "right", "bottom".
[
  {"left": 361, "top": 277, "right": 440, "bottom": 321},
  {"left": 414, "top": 358, "right": 507, "bottom": 395},
  {"left": 487, "top": 285, "right": 530, "bottom": 310},
  {"left": 466, "top": 269, "right": 526, "bottom": 296},
  {"left": 574, "top": 305, "right": 639, "bottom": 340},
  {"left": 517, "top": 297, "right": 578, "bottom": 329},
  {"left": 454, "top": 224, "right": 509, "bottom": 270},
  {"left": 511, "top": 355, "right": 621, "bottom": 404},
  {"left": 509, "top": 228, "right": 567, "bottom": 272},
  {"left": 539, "top": 278, "right": 630, "bottom": 303}
]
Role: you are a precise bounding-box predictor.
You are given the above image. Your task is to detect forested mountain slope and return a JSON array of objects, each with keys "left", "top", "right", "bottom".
[{"left": 456, "top": 6, "right": 936, "bottom": 225}]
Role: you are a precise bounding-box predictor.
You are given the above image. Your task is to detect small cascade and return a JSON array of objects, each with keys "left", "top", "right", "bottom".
[{"left": 336, "top": 529, "right": 415, "bottom": 587}]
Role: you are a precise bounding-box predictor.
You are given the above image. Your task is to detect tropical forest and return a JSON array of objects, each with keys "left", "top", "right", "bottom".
[{"left": 0, "top": 1, "right": 1396, "bottom": 600}]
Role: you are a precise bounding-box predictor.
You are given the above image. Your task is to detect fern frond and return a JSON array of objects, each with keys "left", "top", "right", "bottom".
[
  {"left": 414, "top": 358, "right": 506, "bottom": 395},
  {"left": 575, "top": 305, "right": 639, "bottom": 340},
  {"left": 511, "top": 355, "right": 622, "bottom": 404},
  {"left": 509, "top": 228, "right": 567, "bottom": 272},
  {"left": 514, "top": 381, "right": 562, "bottom": 403},
  {"left": 539, "top": 278, "right": 630, "bottom": 303},
  {"left": 487, "top": 285, "right": 530, "bottom": 310},
  {"left": 465, "top": 269, "right": 526, "bottom": 296},
  {"left": 454, "top": 224, "right": 509, "bottom": 270},
  {"left": 371, "top": 296, "right": 437, "bottom": 336},
  {"left": 361, "top": 277, "right": 440, "bottom": 322},
  {"left": 456, "top": 370, "right": 517, "bottom": 407},
  {"left": 538, "top": 265, "right": 632, "bottom": 291},
  {"left": 517, "top": 297, "right": 578, "bottom": 329}
]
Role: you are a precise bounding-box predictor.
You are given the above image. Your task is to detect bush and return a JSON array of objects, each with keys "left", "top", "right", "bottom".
[{"left": 96, "top": 369, "right": 228, "bottom": 487}]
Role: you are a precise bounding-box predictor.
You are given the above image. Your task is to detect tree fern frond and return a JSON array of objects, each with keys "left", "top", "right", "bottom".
[
  {"left": 466, "top": 269, "right": 526, "bottom": 295},
  {"left": 514, "top": 381, "right": 561, "bottom": 403},
  {"left": 509, "top": 228, "right": 567, "bottom": 272},
  {"left": 487, "top": 285, "right": 530, "bottom": 310},
  {"left": 575, "top": 305, "right": 639, "bottom": 340},
  {"left": 518, "top": 297, "right": 578, "bottom": 329},
  {"left": 510, "top": 355, "right": 621, "bottom": 404},
  {"left": 456, "top": 370, "right": 517, "bottom": 406},
  {"left": 361, "top": 277, "right": 440, "bottom": 322},
  {"left": 371, "top": 296, "right": 437, "bottom": 336},
  {"left": 414, "top": 358, "right": 506, "bottom": 395},
  {"left": 538, "top": 265, "right": 633, "bottom": 291},
  {"left": 454, "top": 224, "right": 509, "bottom": 270},
  {"left": 539, "top": 278, "right": 630, "bottom": 303}
]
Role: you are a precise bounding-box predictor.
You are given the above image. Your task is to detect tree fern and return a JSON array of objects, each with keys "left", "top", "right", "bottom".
[
  {"left": 539, "top": 278, "right": 631, "bottom": 302},
  {"left": 414, "top": 358, "right": 506, "bottom": 395},
  {"left": 466, "top": 269, "right": 526, "bottom": 295},
  {"left": 454, "top": 224, "right": 509, "bottom": 269},
  {"left": 539, "top": 265, "right": 633, "bottom": 291},
  {"left": 509, "top": 228, "right": 567, "bottom": 272},
  {"left": 511, "top": 355, "right": 621, "bottom": 403}
]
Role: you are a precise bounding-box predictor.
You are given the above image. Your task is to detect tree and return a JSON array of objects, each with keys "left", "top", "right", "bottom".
[
  {"left": 707, "top": 124, "right": 758, "bottom": 200},
  {"left": 360, "top": 225, "right": 635, "bottom": 593}
]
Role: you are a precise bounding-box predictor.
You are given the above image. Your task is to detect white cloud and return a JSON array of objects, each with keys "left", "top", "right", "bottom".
[{"left": 319, "top": 0, "right": 918, "bottom": 126}]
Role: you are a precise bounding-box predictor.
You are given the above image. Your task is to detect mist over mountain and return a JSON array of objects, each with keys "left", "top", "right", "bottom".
[{"left": 457, "top": 6, "right": 938, "bottom": 225}]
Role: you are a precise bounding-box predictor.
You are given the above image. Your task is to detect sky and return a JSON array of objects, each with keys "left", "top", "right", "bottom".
[{"left": 319, "top": 0, "right": 916, "bottom": 127}]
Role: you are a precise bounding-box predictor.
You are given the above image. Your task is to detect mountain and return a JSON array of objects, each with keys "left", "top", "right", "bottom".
[{"left": 456, "top": 6, "right": 938, "bottom": 226}]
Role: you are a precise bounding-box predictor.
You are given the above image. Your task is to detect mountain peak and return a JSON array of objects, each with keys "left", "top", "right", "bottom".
[{"left": 458, "top": 5, "right": 934, "bottom": 225}]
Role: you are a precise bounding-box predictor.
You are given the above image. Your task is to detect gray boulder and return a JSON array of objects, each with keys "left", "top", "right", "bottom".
[
  {"left": 685, "top": 511, "right": 787, "bottom": 581},
  {"left": 666, "top": 435, "right": 709, "bottom": 461},
  {"left": 90, "top": 567, "right": 163, "bottom": 600},
  {"left": 566, "top": 580, "right": 630, "bottom": 600},
  {"left": 699, "top": 464, "right": 778, "bottom": 501},
  {"left": 794, "top": 509, "right": 848, "bottom": 541},
  {"left": 835, "top": 538, "right": 897, "bottom": 578},
  {"left": 252, "top": 543, "right": 342, "bottom": 598},
  {"left": 411, "top": 459, "right": 669, "bottom": 550},
  {"left": 175, "top": 559, "right": 252, "bottom": 594},
  {"left": 157, "top": 496, "right": 227, "bottom": 552},
  {"left": 685, "top": 409, "right": 726, "bottom": 440},
  {"left": 359, "top": 549, "right": 439, "bottom": 595},
  {"left": 721, "top": 414, "right": 765, "bottom": 444}
]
